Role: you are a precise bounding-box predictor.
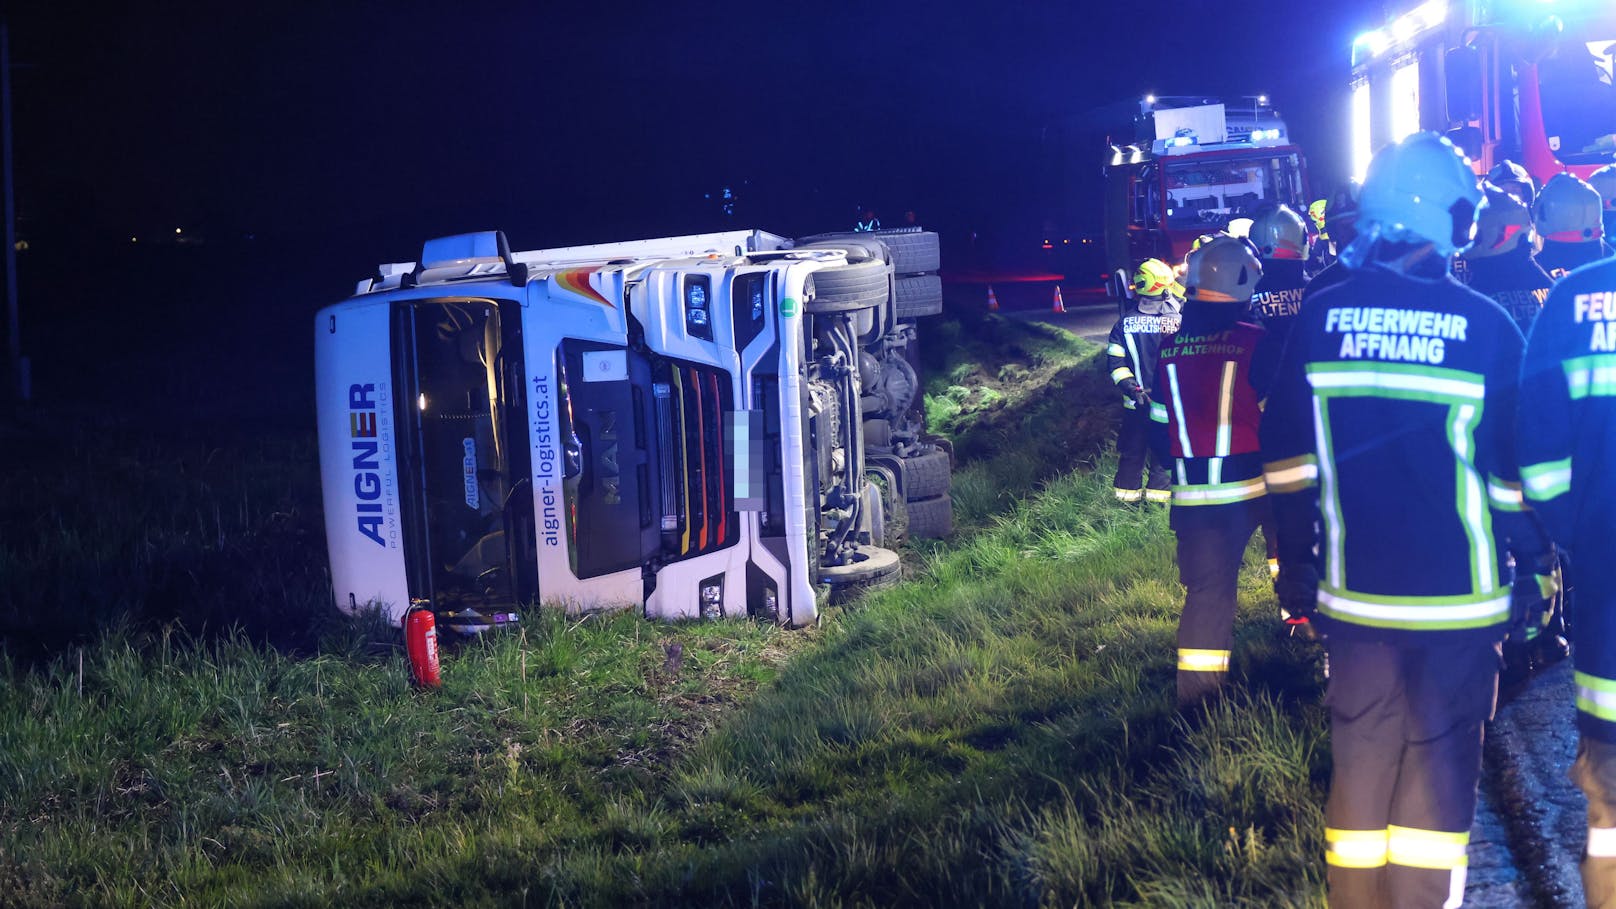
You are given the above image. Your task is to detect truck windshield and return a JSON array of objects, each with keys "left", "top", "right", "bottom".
[
  {"left": 394, "top": 298, "right": 537, "bottom": 611},
  {"left": 1537, "top": 32, "right": 1616, "bottom": 165},
  {"left": 553, "top": 340, "right": 739, "bottom": 579},
  {"left": 1162, "top": 153, "right": 1305, "bottom": 229}
]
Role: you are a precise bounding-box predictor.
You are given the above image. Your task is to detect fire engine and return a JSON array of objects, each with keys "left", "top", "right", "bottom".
[
  {"left": 1102, "top": 95, "right": 1311, "bottom": 298},
  {"left": 1349, "top": 0, "right": 1616, "bottom": 183}
]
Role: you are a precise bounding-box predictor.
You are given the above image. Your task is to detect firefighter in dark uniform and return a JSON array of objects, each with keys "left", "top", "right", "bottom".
[
  {"left": 1246, "top": 206, "right": 1313, "bottom": 595},
  {"left": 1519, "top": 253, "right": 1616, "bottom": 909},
  {"left": 1145, "top": 236, "right": 1267, "bottom": 706},
  {"left": 1262, "top": 132, "right": 1553, "bottom": 907},
  {"left": 1464, "top": 182, "right": 1553, "bottom": 332},
  {"left": 1107, "top": 258, "right": 1181, "bottom": 504},
  {"left": 1248, "top": 204, "right": 1312, "bottom": 396},
  {"left": 1302, "top": 182, "right": 1361, "bottom": 306},
  {"left": 1306, "top": 198, "right": 1334, "bottom": 275},
  {"left": 1535, "top": 173, "right": 1614, "bottom": 279},
  {"left": 1464, "top": 183, "right": 1573, "bottom": 677}
]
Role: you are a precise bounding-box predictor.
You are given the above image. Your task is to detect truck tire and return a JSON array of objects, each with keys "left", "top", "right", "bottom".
[
  {"left": 902, "top": 448, "right": 951, "bottom": 500},
  {"left": 805, "top": 258, "right": 891, "bottom": 314},
  {"left": 798, "top": 229, "right": 939, "bottom": 275},
  {"left": 895, "top": 274, "right": 943, "bottom": 319},
  {"left": 905, "top": 495, "right": 953, "bottom": 538},
  {"left": 821, "top": 545, "right": 902, "bottom": 601}
]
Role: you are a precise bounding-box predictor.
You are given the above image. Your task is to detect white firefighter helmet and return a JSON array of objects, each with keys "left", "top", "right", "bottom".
[
  {"left": 1486, "top": 159, "right": 1536, "bottom": 206},
  {"left": 1184, "top": 235, "right": 1263, "bottom": 305},
  {"left": 1465, "top": 182, "right": 1536, "bottom": 260},
  {"left": 1356, "top": 131, "right": 1482, "bottom": 258},
  {"left": 1587, "top": 164, "right": 1616, "bottom": 214},
  {"left": 1249, "top": 204, "right": 1308, "bottom": 260},
  {"left": 1533, "top": 172, "right": 1605, "bottom": 243}
]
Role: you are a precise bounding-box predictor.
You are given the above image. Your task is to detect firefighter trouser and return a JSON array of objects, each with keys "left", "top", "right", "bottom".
[
  {"left": 1322, "top": 638, "right": 1499, "bottom": 909},
  {"left": 1170, "top": 500, "right": 1262, "bottom": 706},
  {"left": 1571, "top": 737, "right": 1616, "bottom": 909},
  {"left": 1572, "top": 564, "right": 1616, "bottom": 908},
  {"left": 1115, "top": 404, "right": 1170, "bottom": 502}
]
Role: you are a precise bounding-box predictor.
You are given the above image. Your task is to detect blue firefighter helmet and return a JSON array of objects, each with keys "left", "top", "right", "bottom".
[{"left": 1356, "top": 131, "right": 1482, "bottom": 258}]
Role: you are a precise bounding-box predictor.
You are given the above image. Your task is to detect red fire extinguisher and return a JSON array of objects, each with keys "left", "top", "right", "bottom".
[{"left": 405, "top": 605, "right": 442, "bottom": 688}]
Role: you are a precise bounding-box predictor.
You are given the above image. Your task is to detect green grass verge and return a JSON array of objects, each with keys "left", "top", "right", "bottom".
[{"left": 1, "top": 319, "right": 1331, "bottom": 906}]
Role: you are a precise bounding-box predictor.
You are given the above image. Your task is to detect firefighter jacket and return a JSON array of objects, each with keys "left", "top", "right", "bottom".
[
  {"left": 1261, "top": 261, "right": 1544, "bottom": 644},
  {"left": 1248, "top": 259, "right": 1310, "bottom": 398},
  {"left": 1518, "top": 257, "right": 1616, "bottom": 742},
  {"left": 1301, "top": 260, "right": 1352, "bottom": 305},
  {"left": 1146, "top": 313, "right": 1267, "bottom": 508},
  {"left": 1106, "top": 299, "right": 1182, "bottom": 409},
  {"left": 1465, "top": 245, "right": 1553, "bottom": 334},
  {"left": 1539, "top": 240, "right": 1614, "bottom": 280}
]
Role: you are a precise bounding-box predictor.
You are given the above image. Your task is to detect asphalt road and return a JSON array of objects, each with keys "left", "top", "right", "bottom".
[{"left": 948, "top": 279, "right": 1119, "bottom": 342}]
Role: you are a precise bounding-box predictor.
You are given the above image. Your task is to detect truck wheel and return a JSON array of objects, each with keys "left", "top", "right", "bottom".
[
  {"left": 895, "top": 274, "right": 943, "bottom": 319},
  {"left": 820, "top": 545, "right": 902, "bottom": 601},
  {"left": 905, "top": 495, "right": 953, "bottom": 538},
  {"left": 902, "top": 448, "right": 952, "bottom": 501},
  {"left": 798, "top": 230, "right": 939, "bottom": 275},
  {"left": 805, "top": 258, "right": 891, "bottom": 314}
]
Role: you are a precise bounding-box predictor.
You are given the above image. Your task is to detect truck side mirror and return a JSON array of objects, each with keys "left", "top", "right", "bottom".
[{"left": 1445, "top": 45, "right": 1483, "bottom": 123}]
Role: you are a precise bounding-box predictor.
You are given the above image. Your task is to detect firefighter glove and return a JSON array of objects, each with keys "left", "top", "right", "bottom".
[
  {"left": 1274, "top": 562, "right": 1319, "bottom": 621},
  {"left": 1509, "top": 551, "right": 1561, "bottom": 639},
  {"left": 1130, "top": 386, "right": 1151, "bottom": 409}
]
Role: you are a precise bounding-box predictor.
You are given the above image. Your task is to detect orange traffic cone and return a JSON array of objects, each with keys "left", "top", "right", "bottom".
[
  {"left": 1052, "top": 285, "right": 1067, "bottom": 314},
  {"left": 986, "top": 285, "right": 1000, "bottom": 311}
]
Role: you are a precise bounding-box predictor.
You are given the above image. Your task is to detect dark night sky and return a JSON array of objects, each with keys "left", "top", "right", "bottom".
[{"left": 10, "top": 1, "right": 1379, "bottom": 259}]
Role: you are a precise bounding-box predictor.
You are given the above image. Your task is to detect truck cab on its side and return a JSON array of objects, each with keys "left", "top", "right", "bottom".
[{"left": 314, "top": 228, "right": 948, "bottom": 631}]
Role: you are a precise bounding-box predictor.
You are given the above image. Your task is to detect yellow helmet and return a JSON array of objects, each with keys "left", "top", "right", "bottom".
[
  {"left": 1132, "top": 258, "right": 1176, "bottom": 297},
  {"left": 1307, "top": 199, "right": 1328, "bottom": 233}
]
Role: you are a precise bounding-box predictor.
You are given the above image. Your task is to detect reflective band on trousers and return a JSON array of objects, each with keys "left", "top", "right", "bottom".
[
  {"left": 1177, "top": 648, "right": 1230, "bottom": 672},
  {"left": 1326, "top": 828, "right": 1388, "bottom": 869},
  {"left": 1589, "top": 826, "right": 1616, "bottom": 858},
  {"left": 1387, "top": 825, "right": 1469, "bottom": 870},
  {"left": 1144, "top": 488, "right": 1170, "bottom": 503},
  {"left": 1115, "top": 488, "right": 1143, "bottom": 503}
]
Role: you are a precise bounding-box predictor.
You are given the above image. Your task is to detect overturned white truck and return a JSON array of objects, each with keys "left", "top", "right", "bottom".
[{"left": 314, "top": 228, "right": 949, "bottom": 631}]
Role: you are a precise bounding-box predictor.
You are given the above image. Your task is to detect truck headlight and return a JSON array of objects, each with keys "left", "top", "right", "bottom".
[
  {"left": 685, "top": 277, "right": 713, "bottom": 341},
  {"left": 699, "top": 574, "right": 724, "bottom": 619}
]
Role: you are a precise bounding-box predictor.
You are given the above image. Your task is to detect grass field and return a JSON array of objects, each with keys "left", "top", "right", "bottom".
[{"left": 0, "top": 315, "right": 1331, "bottom": 907}]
